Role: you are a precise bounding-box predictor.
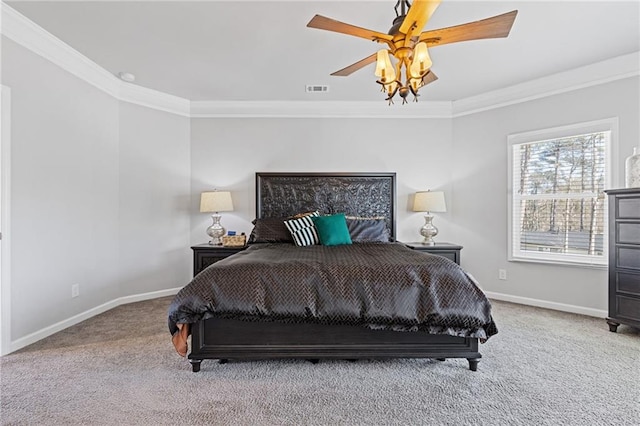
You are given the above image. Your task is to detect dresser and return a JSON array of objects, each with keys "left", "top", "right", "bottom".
[{"left": 605, "top": 188, "right": 640, "bottom": 332}]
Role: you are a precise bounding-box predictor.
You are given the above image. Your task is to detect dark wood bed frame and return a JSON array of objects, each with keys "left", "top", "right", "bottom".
[{"left": 188, "top": 172, "right": 481, "bottom": 372}]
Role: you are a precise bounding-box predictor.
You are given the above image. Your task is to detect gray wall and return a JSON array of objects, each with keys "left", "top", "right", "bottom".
[
  {"left": 451, "top": 77, "right": 640, "bottom": 313},
  {"left": 3, "top": 38, "right": 120, "bottom": 339},
  {"left": 117, "top": 102, "right": 191, "bottom": 297},
  {"left": 2, "top": 38, "right": 191, "bottom": 341},
  {"left": 189, "top": 117, "right": 454, "bottom": 245}
]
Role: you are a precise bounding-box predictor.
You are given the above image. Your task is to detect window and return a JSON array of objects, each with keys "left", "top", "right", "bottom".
[{"left": 508, "top": 119, "right": 617, "bottom": 267}]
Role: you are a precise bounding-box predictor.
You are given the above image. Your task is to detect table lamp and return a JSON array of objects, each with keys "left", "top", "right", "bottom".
[
  {"left": 412, "top": 190, "right": 446, "bottom": 245},
  {"left": 200, "top": 191, "right": 234, "bottom": 245}
]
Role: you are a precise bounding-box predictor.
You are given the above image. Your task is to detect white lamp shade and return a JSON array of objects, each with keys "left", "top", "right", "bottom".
[
  {"left": 200, "top": 191, "right": 234, "bottom": 213},
  {"left": 412, "top": 191, "right": 446, "bottom": 213}
]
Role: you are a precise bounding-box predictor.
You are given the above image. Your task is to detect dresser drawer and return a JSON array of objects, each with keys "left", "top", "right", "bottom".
[
  {"left": 617, "top": 196, "right": 640, "bottom": 219},
  {"left": 617, "top": 246, "right": 640, "bottom": 271},
  {"left": 614, "top": 295, "right": 640, "bottom": 323},
  {"left": 617, "top": 222, "right": 640, "bottom": 244},
  {"left": 616, "top": 271, "right": 640, "bottom": 296}
]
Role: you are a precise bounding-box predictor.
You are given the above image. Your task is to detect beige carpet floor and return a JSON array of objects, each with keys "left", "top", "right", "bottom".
[{"left": 1, "top": 297, "right": 638, "bottom": 425}]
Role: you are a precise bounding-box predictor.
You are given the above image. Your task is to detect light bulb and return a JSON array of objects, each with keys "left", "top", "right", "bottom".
[
  {"left": 385, "top": 81, "right": 398, "bottom": 96},
  {"left": 409, "top": 78, "right": 423, "bottom": 92}
]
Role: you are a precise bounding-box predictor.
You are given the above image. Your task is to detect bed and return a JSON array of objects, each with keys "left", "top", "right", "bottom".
[{"left": 169, "top": 172, "right": 497, "bottom": 372}]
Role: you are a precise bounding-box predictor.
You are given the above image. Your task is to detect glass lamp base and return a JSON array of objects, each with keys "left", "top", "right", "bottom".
[
  {"left": 206, "top": 213, "right": 226, "bottom": 245},
  {"left": 420, "top": 214, "right": 438, "bottom": 246}
]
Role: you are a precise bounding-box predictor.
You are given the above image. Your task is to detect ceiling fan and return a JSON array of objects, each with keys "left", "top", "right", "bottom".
[{"left": 307, "top": 0, "right": 518, "bottom": 104}]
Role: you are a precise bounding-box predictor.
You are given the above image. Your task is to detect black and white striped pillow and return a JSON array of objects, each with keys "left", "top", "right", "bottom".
[{"left": 284, "top": 211, "right": 320, "bottom": 246}]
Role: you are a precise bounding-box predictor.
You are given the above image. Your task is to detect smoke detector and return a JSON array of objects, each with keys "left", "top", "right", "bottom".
[{"left": 118, "top": 72, "right": 136, "bottom": 83}]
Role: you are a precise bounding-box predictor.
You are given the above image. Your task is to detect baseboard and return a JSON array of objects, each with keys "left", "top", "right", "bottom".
[
  {"left": 484, "top": 291, "right": 607, "bottom": 319},
  {"left": 9, "top": 287, "right": 181, "bottom": 353}
]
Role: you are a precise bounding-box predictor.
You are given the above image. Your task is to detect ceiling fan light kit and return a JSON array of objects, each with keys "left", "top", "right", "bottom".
[{"left": 307, "top": 0, "right": 518, "bottom": 105}]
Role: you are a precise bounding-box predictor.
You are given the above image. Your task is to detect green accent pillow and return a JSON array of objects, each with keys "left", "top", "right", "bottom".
[{"left": 311, "top": 214, "right": 352, "bottom": 246}]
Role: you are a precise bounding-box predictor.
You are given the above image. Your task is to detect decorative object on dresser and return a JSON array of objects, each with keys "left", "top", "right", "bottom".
[
  {"left": 200, "top": 191, "right": 234, "bottom": 245},
  {"left": 191, "top": 244, "right": 246, "bottom": 277},
  {"left": 625, "top": 147, "right": 640, "bottom": 188},
  {"left": 412, "top": 190, "right": 447, "bottom": 245},
  {"left": 403, "top": 242, "right": 462, "bottom": 265},
  {"left": 605, "top": 188, "right": 640, "bottom": 331}
]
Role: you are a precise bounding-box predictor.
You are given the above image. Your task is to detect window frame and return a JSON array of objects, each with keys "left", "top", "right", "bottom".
[{"left": 507, "top": 118, "right": 618, "bottom": 268}]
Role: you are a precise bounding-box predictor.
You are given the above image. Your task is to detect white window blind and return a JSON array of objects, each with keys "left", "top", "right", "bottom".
[{"left": 508, "top": 119, "right": 616, "bottom": 267}]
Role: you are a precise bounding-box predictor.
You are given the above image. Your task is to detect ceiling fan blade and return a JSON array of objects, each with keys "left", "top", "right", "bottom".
[
  {"left": 307, "top": 15, "right": 393, "bottom": 42},
  {"left": 399, "top": 0, "right": 442, "bottom": 44},
  {"left": 330, "top": 53, "right": 378, "bottom": 77},
  {"left": 422, "top": 70, "right": 438, "bottom": 86},
  {"left": 419, "top": 10, "right": 518, "bottom": 47}
]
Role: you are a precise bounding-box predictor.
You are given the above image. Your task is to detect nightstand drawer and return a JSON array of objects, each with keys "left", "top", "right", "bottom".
[
  {"left": 402, "top": 242, "right": 462, "bottom": 265},
  {"left": 192, "top": 244, "right": 246, "bottom": 277},
  {"left": 432, "top": 251, "right": 458, "bottom": 263},
  {"left": 194, "top": 252, "right": 226, "bottom": 275}
]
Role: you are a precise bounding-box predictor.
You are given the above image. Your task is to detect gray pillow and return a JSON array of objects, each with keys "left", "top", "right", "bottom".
[
  {"left": 247, "top": 217, "right": 293, "bottom": 244},
  {"left": 346, "top": 218, "right": 390, "bottom": 243}
]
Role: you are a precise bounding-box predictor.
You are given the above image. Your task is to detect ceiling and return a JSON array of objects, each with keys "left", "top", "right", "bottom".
[{"left": 6, "top": 0, "right": 640, "bottom": 103}]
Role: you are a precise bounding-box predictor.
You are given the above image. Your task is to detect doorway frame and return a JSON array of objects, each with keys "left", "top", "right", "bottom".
[{"left": 1, "top": 84, "right": 12, "bottom": 355}]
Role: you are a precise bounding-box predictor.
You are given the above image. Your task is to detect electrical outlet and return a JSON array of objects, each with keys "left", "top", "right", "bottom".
[
  {"left": 71, "top": 284, "right": 80, "bottom": 298},
  {"left": 498, "top": 269, "right": 507, "bottom": 280}
]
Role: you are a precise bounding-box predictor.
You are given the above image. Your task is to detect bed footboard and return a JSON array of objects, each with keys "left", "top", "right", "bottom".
[{"left": 188, "top": 318, "right": 481, "bottom": 372}]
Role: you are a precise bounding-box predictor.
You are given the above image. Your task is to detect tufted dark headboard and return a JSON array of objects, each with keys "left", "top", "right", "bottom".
[{"left": 255, "top": 172, "right": 396, "bottom": 240}]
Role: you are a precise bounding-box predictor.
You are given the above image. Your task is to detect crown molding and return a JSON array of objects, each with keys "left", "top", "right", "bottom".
[
  {"left": 117, "top": 83, "right": 190, "bottom": 117},
  {"left": 452, "top": 52, "right": 640, "bottom": 117},
  {"left": 1, "top": 3, "right": 120, "bottom": 98},
  {"left": 2, "top": 3, "right": 638, "bottom": 120},
  {"left": 190, "top": 100, "right": 452, "bottom": 119},
  {"left": 1, "top": 3, "right": 190, "bottom": 117}
]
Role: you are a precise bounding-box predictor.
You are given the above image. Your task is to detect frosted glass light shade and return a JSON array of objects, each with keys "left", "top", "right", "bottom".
[
  {"left": 410, "top": 42, "right": 432, "bottom": 77},
  {"left": 412, "top": 191, "right": 446, "bottom": 213},
  {"left": 200, "top": 191, "right": 234, "bottom": 213},
  {"left": 375, "top": 49, "right": 396, "bottom": 83}
]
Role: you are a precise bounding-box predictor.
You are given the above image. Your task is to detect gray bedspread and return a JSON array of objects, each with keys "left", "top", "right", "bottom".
[{"left": 168, "top": 242, "right": 497, "bottom": 340}]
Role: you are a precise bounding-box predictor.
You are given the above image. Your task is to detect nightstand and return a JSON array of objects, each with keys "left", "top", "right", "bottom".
[
  {"left": 191, "top": 244, "right": 247, "bottom": 277},
  {"left": 402, "top": 242, "right": 463, "bottom": 265}
]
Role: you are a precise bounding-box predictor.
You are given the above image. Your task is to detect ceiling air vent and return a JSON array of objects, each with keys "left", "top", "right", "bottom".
[{"left": 305, "top": 85, "right": 329, "bottom": 93}]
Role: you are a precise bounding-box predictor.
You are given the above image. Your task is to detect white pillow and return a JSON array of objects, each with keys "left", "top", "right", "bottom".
[{"left": 284, "top": 211, "right": 320, "bottom": 246}]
